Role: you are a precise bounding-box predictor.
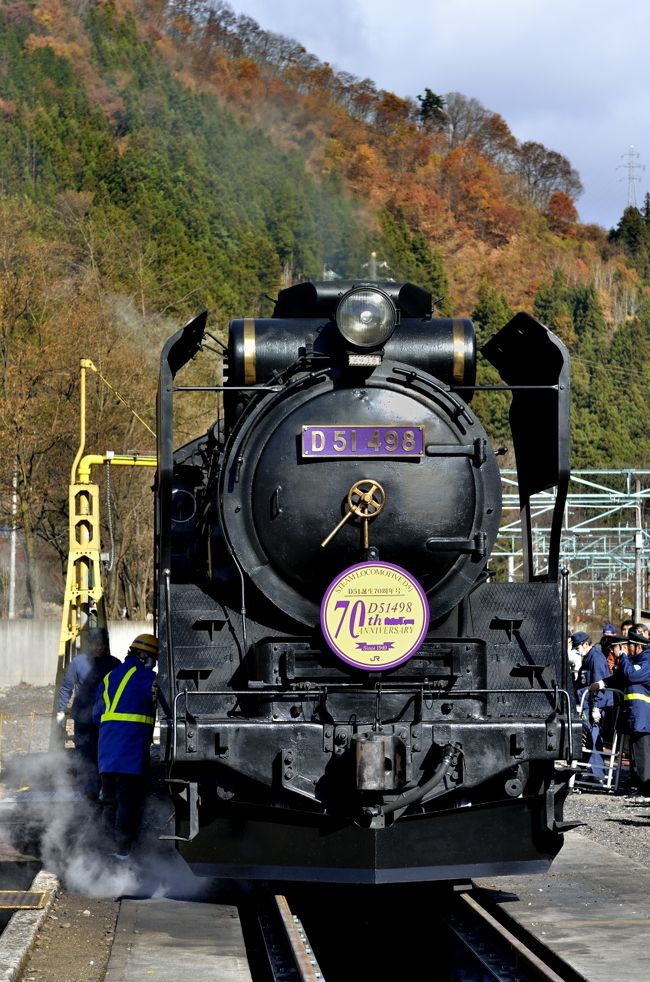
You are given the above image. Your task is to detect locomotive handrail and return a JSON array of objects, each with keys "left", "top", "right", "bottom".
[
  {"left": 163, "top": 567, "right": 174, "bottom": 721},
  {"left": 172, "top": 384, "right": 283, "bottom": 391},
  {"left": 167, "top": 685, "right": 576, "bottom": 763},
  {"left": 168, "top": 685, "right": 573, "bottom": 699},
  {"left": 171, "top": 687, "right": 186, "bottom": 763},
  {"left": 454, "top": 384, "right": 561, "bottom": 390},
  {"left": 169, "top": 685, "right": 571, "bottom": 698},
  {"left": 560, "top": 567, "right": 570, "bottom": 693}
]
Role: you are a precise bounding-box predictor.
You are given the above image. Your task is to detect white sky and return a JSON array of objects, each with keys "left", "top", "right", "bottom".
[{"left": 229, "top": 0, "right": 650, "bottom": 229}]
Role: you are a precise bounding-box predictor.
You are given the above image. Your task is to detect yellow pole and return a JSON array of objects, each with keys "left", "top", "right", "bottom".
[{"left": 70, "top": 359, "right": 95, "bottom": 485}]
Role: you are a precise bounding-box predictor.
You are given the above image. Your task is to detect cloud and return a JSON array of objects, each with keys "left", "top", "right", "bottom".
[{"left": 230, "top": 0, "right": 367, "bottom": 67}]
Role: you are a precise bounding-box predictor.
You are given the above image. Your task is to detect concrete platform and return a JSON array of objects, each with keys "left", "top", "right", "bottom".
[
  {"left": 476, "top": 830, "right": 650, "bottom": 982},
  {"left": 0, "top": 870, "right": 58, "bottom": 982},
  {"left": 105, "top": 897, "right": 252, "bottom": 981}
]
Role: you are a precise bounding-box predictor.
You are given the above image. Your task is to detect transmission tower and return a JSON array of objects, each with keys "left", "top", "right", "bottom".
[{"left": 618, "top": 145, "right": 645, "bottom": 207}]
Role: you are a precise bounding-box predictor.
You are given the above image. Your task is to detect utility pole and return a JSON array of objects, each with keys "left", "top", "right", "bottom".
[
  {"left": 618, "top": 146, "right": 645, "bottom": 208},
  {"left": 8, "top": 462, "right": 17, "bottom": 619},
  {"left": 635, "top": 476, "right": 644, "bottom": 619}
]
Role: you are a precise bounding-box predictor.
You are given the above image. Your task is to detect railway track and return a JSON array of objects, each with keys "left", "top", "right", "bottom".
[
  {"left": 248, "top": 886, "right": 583, "bottom": 982},
  {"left": 446, "top": 889, "right": 583, "bottom": 982},
  {"left": 6, "top": 866, "right": 626, "bottom": 981}
]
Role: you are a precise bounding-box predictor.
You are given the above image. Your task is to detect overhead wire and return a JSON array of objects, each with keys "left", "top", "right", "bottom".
[
  {"left": 90, "top": 365, "right": 156, "bottom": 437},
  {"left": 570, "top": 354, "right": 649, "bottom": 384}
]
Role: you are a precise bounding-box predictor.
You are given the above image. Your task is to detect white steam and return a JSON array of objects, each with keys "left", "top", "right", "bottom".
[{"left": 0, "top": 750, "right": 212, "bottom": 901}]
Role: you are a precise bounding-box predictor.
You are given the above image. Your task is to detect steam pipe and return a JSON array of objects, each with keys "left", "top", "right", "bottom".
[
  {"left": 70, "top": 359, "right": 100, "bottom": 484},
  {"left": 381, "top": 743, "right": 458, "bottom": 815}
]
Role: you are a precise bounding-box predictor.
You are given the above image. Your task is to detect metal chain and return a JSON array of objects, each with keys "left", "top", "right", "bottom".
[{"left": 104, "top": 460, "right": 115, "bottom": 572}]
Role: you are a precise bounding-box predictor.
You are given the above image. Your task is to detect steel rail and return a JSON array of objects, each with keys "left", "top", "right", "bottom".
[
  {"left": 256, "top": 895, "right": 324, "bottom": 981},
  {"left": 448, "top": 890, "right": 574, "bottom": 982}
]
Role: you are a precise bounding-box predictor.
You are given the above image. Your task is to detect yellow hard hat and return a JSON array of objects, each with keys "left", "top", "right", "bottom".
[{"left": 130, "top": 633, "right": 159, "bottom": 659}]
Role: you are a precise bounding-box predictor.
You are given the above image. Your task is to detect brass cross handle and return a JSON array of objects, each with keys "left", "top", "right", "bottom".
[{"left": 321, "top": 479, "right": 386, "bottom": 548}]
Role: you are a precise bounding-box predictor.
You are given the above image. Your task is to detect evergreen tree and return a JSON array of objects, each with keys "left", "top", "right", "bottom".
[
  {"left": 609, "top": 206, "right": 650, "bottom": 279},
  {"left": 570, "top": 283, "right": 606, "bottom": 341},
  {"left": 416, "top": 88, "right": 447, "bottom": 130},
  {"left": 533, "top": 269, "right": 576, "bottom": 347},
  {"left": 379, "top": 211, "right": 450, "bottom": 313},
  {"left": 471, "top": 281, "right": 513, "bottom": 345},
  {"left": 471, "top": 282, "right": 513, "bottom": 445}
]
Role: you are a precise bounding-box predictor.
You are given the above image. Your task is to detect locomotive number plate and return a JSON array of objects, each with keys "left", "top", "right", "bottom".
[{"left": 302, "top": 425, "right": 424, "bottom": 458}]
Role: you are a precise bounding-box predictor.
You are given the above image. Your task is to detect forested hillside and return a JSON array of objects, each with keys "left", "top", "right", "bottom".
[{"left": 1, "top": 0, "right": 648, "bottom": 618}]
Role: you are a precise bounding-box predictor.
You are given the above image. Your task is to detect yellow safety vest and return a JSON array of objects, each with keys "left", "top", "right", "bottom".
[{"left": 101, "top": 666, "right": 155, "bottom": 725}]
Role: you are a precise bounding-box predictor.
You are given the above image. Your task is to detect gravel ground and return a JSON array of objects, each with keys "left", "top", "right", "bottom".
[
  {"left": 564, "top": 784, "right": 650, "bottom": 867},
  {"left": 0, "top": 684, "right": 57, "bottom": 769},
  {"left": 1, "top": 685, "right": 649, "bottom": 980}
]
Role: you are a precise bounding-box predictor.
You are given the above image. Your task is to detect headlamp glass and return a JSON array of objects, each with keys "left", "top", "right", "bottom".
[{"left": 336, "top": 288, "right": 397, "bottom": 348}]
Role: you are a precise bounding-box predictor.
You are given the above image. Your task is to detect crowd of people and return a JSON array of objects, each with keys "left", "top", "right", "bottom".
[
  {"left": 569, "top": 619, "right": 650, "bottom": 796},
  {"left": 55, "top": 629, "right": 160, "bottom": 860}
]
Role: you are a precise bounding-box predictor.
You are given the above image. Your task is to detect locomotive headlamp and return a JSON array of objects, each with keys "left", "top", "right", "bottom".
[{"left": 336, "top": 287, "right": 397, "bottom": 348}]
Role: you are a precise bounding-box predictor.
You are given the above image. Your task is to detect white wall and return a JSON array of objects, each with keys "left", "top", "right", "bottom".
[{"left": 0, "top": 621, "right": 150, "bottom": 687}]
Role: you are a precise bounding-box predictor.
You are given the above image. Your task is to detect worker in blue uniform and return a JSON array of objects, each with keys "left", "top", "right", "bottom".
[
  {"left": 93, "top": 633, "right": 159, "bottom": 858},
  {"left": 590, "top": 630, "right": 650, "bottom": 796},
  {"left": 577, "top": 634, "right": 623, "bottom": 781},
  {"left": 56, "top": 627, "right": 120, "bottom": 798}
]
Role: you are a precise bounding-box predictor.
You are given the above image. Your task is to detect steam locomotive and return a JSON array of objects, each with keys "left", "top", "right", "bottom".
[{"left": 155, "top": 279, "right": 580, "bottom": 883}]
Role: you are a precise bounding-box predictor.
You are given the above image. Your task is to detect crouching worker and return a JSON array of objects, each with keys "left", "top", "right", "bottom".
[{"left": 93, "top": 633, "right": 159, "bottom": 859}]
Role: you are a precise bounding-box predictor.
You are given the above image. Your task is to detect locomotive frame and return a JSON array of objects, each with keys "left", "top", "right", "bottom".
[{"left": 155, "top": 280, "right": 581, "bottom": 883}]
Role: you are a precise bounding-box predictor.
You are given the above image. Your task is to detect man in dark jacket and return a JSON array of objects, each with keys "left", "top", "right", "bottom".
[
  {"left": 569, "top": 630, "right": 591, "bottom": 683},
  {"left": 578, "top": 634, "right": 619, "bottom": 713},
  {"left": 93, "top": 633, "right": 158, "bottom": 858},
  {"left": 56, "top": 627, "right": 120, "bottom": 798},
  {"left": 590, "top": 630, "right": 650, "bottom": 796},
  {"left": 577, "top": 634, "right": 623, "bottom": 780}
]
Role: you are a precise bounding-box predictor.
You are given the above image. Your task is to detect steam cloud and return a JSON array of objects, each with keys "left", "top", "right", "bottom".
[{"left": 0, "top": 750, "right": 212, "bottom": 901}]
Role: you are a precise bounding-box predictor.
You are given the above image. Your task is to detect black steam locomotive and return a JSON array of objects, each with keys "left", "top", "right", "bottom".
[{"left": 155, "top": 280, "right": 580, "bottom": 883}]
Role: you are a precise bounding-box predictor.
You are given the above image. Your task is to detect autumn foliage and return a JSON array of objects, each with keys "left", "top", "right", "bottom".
[{"left": 0, "top": 0, "right": 647, "bottom": 618}]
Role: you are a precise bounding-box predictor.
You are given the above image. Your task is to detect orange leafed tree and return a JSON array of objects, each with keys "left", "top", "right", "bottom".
[{"left": 545, "top": 191, "right": 579, "bottom": 234}]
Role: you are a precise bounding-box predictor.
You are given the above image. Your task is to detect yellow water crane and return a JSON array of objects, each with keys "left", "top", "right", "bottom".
[{"left": 55, "top": 359, "right": 157, "bottom": 713}]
